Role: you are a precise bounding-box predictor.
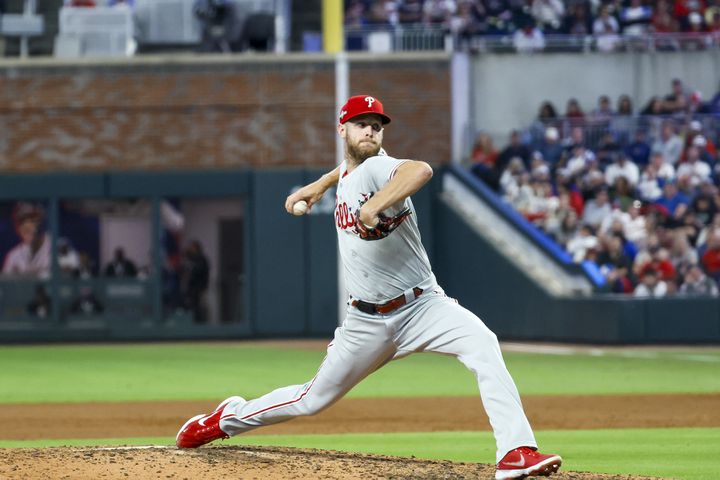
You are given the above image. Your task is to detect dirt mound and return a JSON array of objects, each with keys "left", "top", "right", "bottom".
[{"left": 0, "top": 445, "right": 664, "bottom": 480}]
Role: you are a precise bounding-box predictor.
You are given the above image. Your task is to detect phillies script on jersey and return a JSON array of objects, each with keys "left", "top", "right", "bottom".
[
  {"left": 336, "top": 192, "right": 373, "bottom": 231},
  {"left": 335, "top": 201, "right": 356, "bottom": 230}
]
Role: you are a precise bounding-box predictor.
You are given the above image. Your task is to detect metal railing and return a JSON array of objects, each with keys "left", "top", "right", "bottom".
[
  {"left": 522, "top": 113, "right": 720, "bottom": 152},
  {"left": 345, "top": 25, "right": 720, "bottom": 53}
]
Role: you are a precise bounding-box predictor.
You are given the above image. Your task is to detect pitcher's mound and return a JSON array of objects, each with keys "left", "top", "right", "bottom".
[{"left": 0, "top": 445, "right": 662, "bottom": 479}]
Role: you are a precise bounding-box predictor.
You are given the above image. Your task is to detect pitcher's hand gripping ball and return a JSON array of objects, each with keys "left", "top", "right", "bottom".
[{"left": 292, "top": 201, "right": 309, "bottom": 216}]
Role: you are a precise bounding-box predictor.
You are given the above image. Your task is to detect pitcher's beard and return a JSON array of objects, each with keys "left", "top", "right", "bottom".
[{"left": 347, "top": 140, "right": 381, "bottom": 164}]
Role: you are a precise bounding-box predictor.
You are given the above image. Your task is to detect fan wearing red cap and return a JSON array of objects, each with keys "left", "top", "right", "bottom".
[{"left": 178, "top": 94, "right": 562, "bottom": 480}]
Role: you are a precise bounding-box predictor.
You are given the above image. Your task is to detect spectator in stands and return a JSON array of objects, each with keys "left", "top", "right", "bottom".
[
  {"left": 583, "top": 188, "right": 613, "bottom": 228},
  {"left": 500, "top": 157, "right": 528, "bottom": 201},
  {"left": 697, "top": 212, "right": 720, "bottom": 246},
  {"left": 345, "top": 1, "right": 369, "bottom": 49},
  {"left": 624, "top": 130, "right": 652, "bottom": 167},
  {"left": 690, "top": 180, "right": 718, "bottom": 224},
  {"left": 707, "top": 7, "right": 720, "bottom": 31},
  {"left": 484, "top": 0, "right": 514, "bottom": 34},
  {"left": 27, "top": 284, "right": 51, "bottom": 319},
  {"left": 606, "top": 152, "right": 641, "bottom": 187},
  {"left": 682, "top": 12, "right": 711, "bottom": 49},
  {"left": 109, "top": 0, "right": 134, "bottom": 6},
  {"left": 538, "top": 126, "right": 564, "bottom": 169},
  {"left": 640, "top": 96, "right": 666, "bottom": 116},
  {"left": 598, "top": 233, "right": 635, "bottom": 271},
  {"left": 529, "top": 101, "right": 559, "bottom": 146},
  {"left": 181, "top": 240, "right": 210, "bottom": 324},
  {"left": 677, "top": 146, "right": 712, "bottom": 188},
  {"left": 105, "top": 247, "right": 138, "bottom": 278},
  {"left": 679, "top": 264, "right": 719, "bottom": 295},
  {"left": 564, "top": 98, "right": 585, "bottom": 129},
  {"left": 620, "top": 0, "right": 653, "bottom": 35},
  {"left": 595, "top": 132, "right": 622, "bottom": 166},
  {"left": 531, "top": 0, "right": 565, "bottom": 33},
  {"left": 611, "top": 176, "right": 638, "bottom": 212},
  {"left": 617, "top": 95, "right": 634, "bottom": 115},
  {"left": 2, "top": 203, "right": 50, "bottom": 278},
  {"left": 638, "top": 163, "right": 664, "bottom": 202},
  {"left": 652, "top": 121, "right": 683, "bottom": 165},
  {"left": 562, "top": 1, "right": 593, "bottom": 35},
  {"left": 651, "top": 0, "right": 682, "bottom": 48},
  {"left": 58, "top": 239, "right": 80, "bottom": 277},
  {"left": 651, "top": 152, "right": 677, "bottom": 183},
  {"left": 708, "top": 81, "right": 720, "bottom": 115},
  {"left": 497, "top": 129, "right": 531, "bottom": 171},
  {"left": 75, "top": 252, "right": 96, "bottom": 280},
  {"left": 633, "top": 267, "right": 668, "bottom": 297},
  {"left": 566, "top": 224, "right": 599, "bottom": 262},
  {"left": 669, "top": 230, "right": 699, "bottom": 270},
  {"left": 590, "top": 95, "right": 615, "bottom": 130},
  {"left": 684, "top": 120, "right": 718, "bottom": 160},
  {"left": 70, "top": 286, "right": 104, "bottom": 316},
  {"left": 470, "top": 132, "right": 499, "bottom": 168},
  {"left": 450, "top": 0, "right": 489, "bottom": 44},
  {"left": 398, "top": 0, "right": 425, "bottom": 25},
  {"left": 700, "top": 227, "right": 720, "bottom": 281},
  {"left": 513, "top": 15, "right": 546, "bottom": 52},
  {"left": 638, "top": 152, "right": 676, "bottom": 201},
  {"left": 611, "top": 95, "right": 635, "bottom": 143},
  {"left": 624, "top": 200, "right": 649, "bottom": 246},
  {"left": 654, "top": 181, "right": 690, "bottom": 218},
  {"left": 593, "top": 5, "right": 621, "bottom": 52},
  {"left": 423, "top": 0, "right": 456, "bottom": 27},
  {"left": 645, "top": 245, "right": 678, "bottom": 282},
  {"left": 367, "top": 0, "right": 397, "bottom": 26},
  {"left": 564, "top": 144, "right": 596, "bottom": 178},
  {"left": 663, "top": 78, "right": 691, "bottom": 113},
  {"left": 674, "top": 0, "right": 707, "bottom": 29}
]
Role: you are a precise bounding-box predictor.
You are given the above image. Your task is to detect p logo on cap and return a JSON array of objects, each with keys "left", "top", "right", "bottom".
[{"left": 339, "top": 95, "right": 391, "bottom": 125}]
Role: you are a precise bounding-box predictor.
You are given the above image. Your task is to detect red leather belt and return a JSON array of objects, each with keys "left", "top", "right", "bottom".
[{"left": 351, "top": 287, "right": 424, "bottom": 315}]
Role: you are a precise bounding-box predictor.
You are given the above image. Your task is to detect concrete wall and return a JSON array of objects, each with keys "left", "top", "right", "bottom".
[
  {"left": 0, "top": 53, "right": 451, "bottom": 172},
  {"left": 472, "top": 51, "right": 720, "bottom": 144}
]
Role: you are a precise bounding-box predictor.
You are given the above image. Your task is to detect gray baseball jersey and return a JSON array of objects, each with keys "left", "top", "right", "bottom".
[{"left": 335, "top": 155, "right": 433, "bottom": 302}]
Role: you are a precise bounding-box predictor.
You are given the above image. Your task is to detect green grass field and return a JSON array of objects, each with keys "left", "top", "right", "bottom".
[{"left": 1, "top": 343, "right": 718, "bottom": 479}]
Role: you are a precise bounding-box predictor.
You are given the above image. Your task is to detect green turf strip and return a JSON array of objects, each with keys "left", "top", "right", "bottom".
[
  {"left": 0, "top": 344, "right": 718, "bottom": 403},
  {"left": 0, "top": 428, "right": 716, "bottom": 480}
]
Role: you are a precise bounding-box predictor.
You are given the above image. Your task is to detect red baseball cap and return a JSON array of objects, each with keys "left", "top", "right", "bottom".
[{"left": 339, "top": 95, "right": 391, "bottom": 125}]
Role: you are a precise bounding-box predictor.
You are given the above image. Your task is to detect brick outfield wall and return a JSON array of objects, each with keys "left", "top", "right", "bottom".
[{"left": 0, "top": 55, "right": 451, "bottom": 173}]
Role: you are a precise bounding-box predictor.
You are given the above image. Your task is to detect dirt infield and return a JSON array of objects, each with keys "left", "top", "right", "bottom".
[
  {"left": 2, "top": 393, "right": 717, "bottom": 479},
  {"left": 0, "top": 445, "right": 663, "bottom": 480}
]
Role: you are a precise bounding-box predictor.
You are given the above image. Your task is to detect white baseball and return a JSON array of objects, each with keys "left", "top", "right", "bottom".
[{"left": 293, "top": 200, "right": 308, "bottom": 216}]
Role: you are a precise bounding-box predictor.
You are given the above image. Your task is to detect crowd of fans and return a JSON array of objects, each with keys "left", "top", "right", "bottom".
[
  {"left": 470, "top": 78, "right": 720, "bottom": 297},
  {"left": 345, "top": 0, "right": 720, "bottom": 52}
]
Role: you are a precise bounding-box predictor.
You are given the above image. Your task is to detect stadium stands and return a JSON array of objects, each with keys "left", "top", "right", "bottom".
[
  {"left": 470, "top": 81, "right": 720, "bottom": 297},
  {"left": 344, "top": 0, "right": 720, "bottom": 53}
]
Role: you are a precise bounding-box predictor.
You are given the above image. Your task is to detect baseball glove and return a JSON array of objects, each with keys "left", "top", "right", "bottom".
[{"left": 355, "top": 208, "right": 411, "bottom": 241}]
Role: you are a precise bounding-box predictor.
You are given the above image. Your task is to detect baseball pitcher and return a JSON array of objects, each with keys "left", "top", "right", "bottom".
[{"left": 176, "top": 95, "right": 562, "bottom": 480}]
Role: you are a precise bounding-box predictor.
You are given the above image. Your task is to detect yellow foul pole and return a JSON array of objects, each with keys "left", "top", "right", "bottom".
[{"left": 322, "top": 0, "right": 344, "bottom": 53}]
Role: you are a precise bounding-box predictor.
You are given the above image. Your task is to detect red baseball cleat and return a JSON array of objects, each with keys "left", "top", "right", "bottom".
[
  {"left": 495, "top": 446, "right": 562, "bottom": 479},
  {"left": 176, "top": 396, "right": 244, "bottom": 448}
]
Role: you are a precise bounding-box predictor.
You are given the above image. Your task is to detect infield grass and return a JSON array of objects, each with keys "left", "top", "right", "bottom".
[
  {"left": 0, "top": 343, "right": 718, "bottom": 403},
  {"left": 0, "top": 428, "right": 716, "bottom": 480}
]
